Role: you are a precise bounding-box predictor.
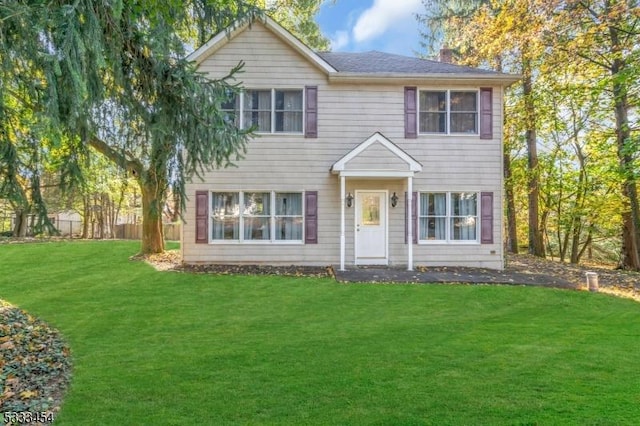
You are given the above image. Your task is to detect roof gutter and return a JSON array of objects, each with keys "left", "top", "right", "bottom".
[{"left": 328, "top": 72, "right": 522, "bottom": 87}]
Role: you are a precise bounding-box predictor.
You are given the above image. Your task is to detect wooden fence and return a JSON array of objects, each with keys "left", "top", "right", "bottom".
[
  {"left": 1, "top": 215, "right": 180, "bottom": 241},
  {"left": 113, "top": 223, "right": 181, "bottom": 241}
]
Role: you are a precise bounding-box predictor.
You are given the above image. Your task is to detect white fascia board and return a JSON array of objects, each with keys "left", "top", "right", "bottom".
[
  {"left": 328, "top": 72, "right": 521, "bottom": 87},
  {"left": 186, "top": 21, "right": 250, "bottom": 65},
  {"left": 262, "top": 17, "right": 337, "bottom": 74},
  {"left": 332, "top": 132, "right": 422, "bottom": 172},
  {"left": 335, "top": 171, "right": 416, "bottom": 178}
]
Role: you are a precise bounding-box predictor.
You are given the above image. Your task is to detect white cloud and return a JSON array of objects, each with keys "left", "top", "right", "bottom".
[
  {"left": 352, "top": 0, "right": 423, "bottom": 43},
  {"left": 329, "top": 30, "right": 350, "bottom": 51}
]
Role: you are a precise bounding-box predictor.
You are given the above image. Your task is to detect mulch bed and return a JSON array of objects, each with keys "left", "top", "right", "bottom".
[
  {"left": 180, "top": 263, "right": 333, "bottom": 278},
  {"left": 137, "top": 250, "right": 333, "bottom": 277},
  {"left": 0, "top": 300, "right": 71, "bottom": 422}
]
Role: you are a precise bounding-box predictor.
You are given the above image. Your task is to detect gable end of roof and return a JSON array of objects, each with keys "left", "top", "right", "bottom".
[{"left": 186, "top": 16, "right": 336, "bottom": 74}]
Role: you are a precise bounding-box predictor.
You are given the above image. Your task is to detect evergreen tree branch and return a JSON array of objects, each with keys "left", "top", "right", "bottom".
[{"left": 87, "top": 135, "right": 143, "bottom": 179}]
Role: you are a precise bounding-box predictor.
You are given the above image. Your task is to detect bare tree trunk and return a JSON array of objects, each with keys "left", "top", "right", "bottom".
[
  {"left": 540, "top": 208, "right": 550, "bottom": 258},
  {"left": 113, "top": 180, "right": 128, "bottom": 239},
  {"left": 99, "top": 193, "right": 108, "bottom": 239},
  {"left": 610, "top": 26, "right": 640, "bottom": 271},
  {"left": 576, "top": 228, "right": 593, "bottom": 264},
  {"left": 104, "top": 194, "right": 113, "bottom": 239},
  {"left": 569, "top": 221, "right": 583, "bottom": 264},
  {"left": 82, "top": 196, "right": 90, "bottom": 239},
  {"left": 140, "top": 181, "right": 165, "bottom": 254},
  {"left": 504, "top": 151, "right": 518, "bottom": 253},
  {"left": 12, "top": 209, "right": 29, "bottom": 237},
  {"left": 559, "top": 217, "right": 569, "bottom": 262},
  {"left": 569, "top": 143, "right": 586, "bottom": 264},
  {"left": 552, "top": 163, "right": 566, "bottom": 261},
  {"left": 523, "top": 66, "right": 545, "bottom": 257}
]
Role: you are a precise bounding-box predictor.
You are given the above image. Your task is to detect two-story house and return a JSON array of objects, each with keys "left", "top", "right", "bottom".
[{"left": 182, "top": 16, "right": 519, "bottom": 270}]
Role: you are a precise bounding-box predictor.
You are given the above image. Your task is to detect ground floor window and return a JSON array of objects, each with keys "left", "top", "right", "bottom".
[
  {"left": 211, "top": 191, "right": 303, "bottom": 242},
  {"left": 212, "top": 192, "right": 240, "bottom": 240},
  {"left": 275, "top": 192, "right": 303, "bottom": 240},
  {"left": 419, "top": 192, "right": 478, "bottom": 242}
]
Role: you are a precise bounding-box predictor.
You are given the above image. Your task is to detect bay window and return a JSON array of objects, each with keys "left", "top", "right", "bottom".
[{"left": 419, "top": 192, "right": 478, "bottom": 242}]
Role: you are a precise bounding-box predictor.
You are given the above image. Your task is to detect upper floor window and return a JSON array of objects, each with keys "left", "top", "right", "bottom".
[
  {"left": 223, "top": 89, "right": 304, "bottom": 134},
  {"left": 244, "top": 90, "right": 273, "bottom": 132},
  {"left": 275, "top": 90, "right": 303, "bottom": 133},
  {"left": 419, "top": 90, "right": 478, "bottom": 135}
]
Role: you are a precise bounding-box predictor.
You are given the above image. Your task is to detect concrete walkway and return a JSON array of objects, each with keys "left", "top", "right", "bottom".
[{"left": 333, "top": 266, "right": 577, "bottom": 290}]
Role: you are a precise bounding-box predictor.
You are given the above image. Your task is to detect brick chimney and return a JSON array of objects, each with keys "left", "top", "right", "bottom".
[{"left": 439, "top": 47, "right": 453, "bottom": 63}]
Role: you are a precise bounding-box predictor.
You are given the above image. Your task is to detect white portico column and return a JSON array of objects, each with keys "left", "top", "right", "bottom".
[
  {"left": 407, "top": 176, "right": 413, "bottom": 271},
  {"left": 340, "top": 175, "right": 346, "bottom": 271}
]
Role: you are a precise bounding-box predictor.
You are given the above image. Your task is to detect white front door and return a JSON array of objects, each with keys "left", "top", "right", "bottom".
[{"left": 355, "top": 191, "right": 388, "bottom": 265}]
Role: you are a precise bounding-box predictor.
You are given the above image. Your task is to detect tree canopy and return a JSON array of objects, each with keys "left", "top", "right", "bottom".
[
  {"left": 0, "top": 0, "right": 328, "bottom": 252},
  {"left": 418, "top": 0, "right": 640, "bottom": 268}
]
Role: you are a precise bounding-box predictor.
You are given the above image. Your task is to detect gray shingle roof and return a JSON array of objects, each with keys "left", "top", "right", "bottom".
[{"left": 317, "top": 51, "right": 498, "bottom": 75}]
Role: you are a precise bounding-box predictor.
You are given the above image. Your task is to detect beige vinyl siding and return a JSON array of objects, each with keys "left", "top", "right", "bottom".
[
  {"left": 344, "top": 143, "right": 412, "bottom": 171},
  {"left": 183, "top": 21, "right": 505, "bottom": 269},
  {"left": 197, "top": 24, "right": 326, "bottom": 85}
]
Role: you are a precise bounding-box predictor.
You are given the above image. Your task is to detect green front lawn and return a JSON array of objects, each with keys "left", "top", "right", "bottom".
[{"left": 1, "top": 241, "right": 639, "bottom": 424}]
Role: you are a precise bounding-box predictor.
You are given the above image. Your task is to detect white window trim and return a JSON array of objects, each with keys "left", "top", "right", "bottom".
[
  {"left": 418, "top": 191, "right": 480, "bottom": 245},
  {"left": 417, "top": 89, "right": 479, "bottom": 136},
  {"left": 274, "top": 192, "right": 305, "bottom": 243},
  {"left": 238, "top": 88, "right": 305, "bottom": 135},
  {"left": 209, "top": 190, "right": 305, "bottom": 244},
  {"left": 242, "top": 191, "right": 272, "bottom": 243}
]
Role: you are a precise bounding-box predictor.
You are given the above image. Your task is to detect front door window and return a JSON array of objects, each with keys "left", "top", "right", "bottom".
[{"left": 361, "top": 195, "right": 381, "bottom": 225}]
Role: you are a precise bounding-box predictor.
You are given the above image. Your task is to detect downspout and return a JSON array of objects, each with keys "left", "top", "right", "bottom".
[
  {"left": 340, "top": 175, "right": 346, "bottom": 271},
  {"left": 407, "top": 176, "right": 413, "bottom": 271}
]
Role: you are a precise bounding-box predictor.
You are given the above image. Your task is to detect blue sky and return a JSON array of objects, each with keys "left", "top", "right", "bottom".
[{"left": 316, "top": 0, "right": 425, "bottom": 57}]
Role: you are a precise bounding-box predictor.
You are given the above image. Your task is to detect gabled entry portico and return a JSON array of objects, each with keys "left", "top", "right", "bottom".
[{"left": 331, "top": 133, "right": 422, "bottom": 271}]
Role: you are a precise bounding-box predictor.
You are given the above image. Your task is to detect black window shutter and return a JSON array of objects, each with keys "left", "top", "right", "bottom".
[
  {"left": 305, "top": 191, "right": 318, "bottom": 244},
  {"left": 195, "top": 191, "right": 209, "bottom": 244}
]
